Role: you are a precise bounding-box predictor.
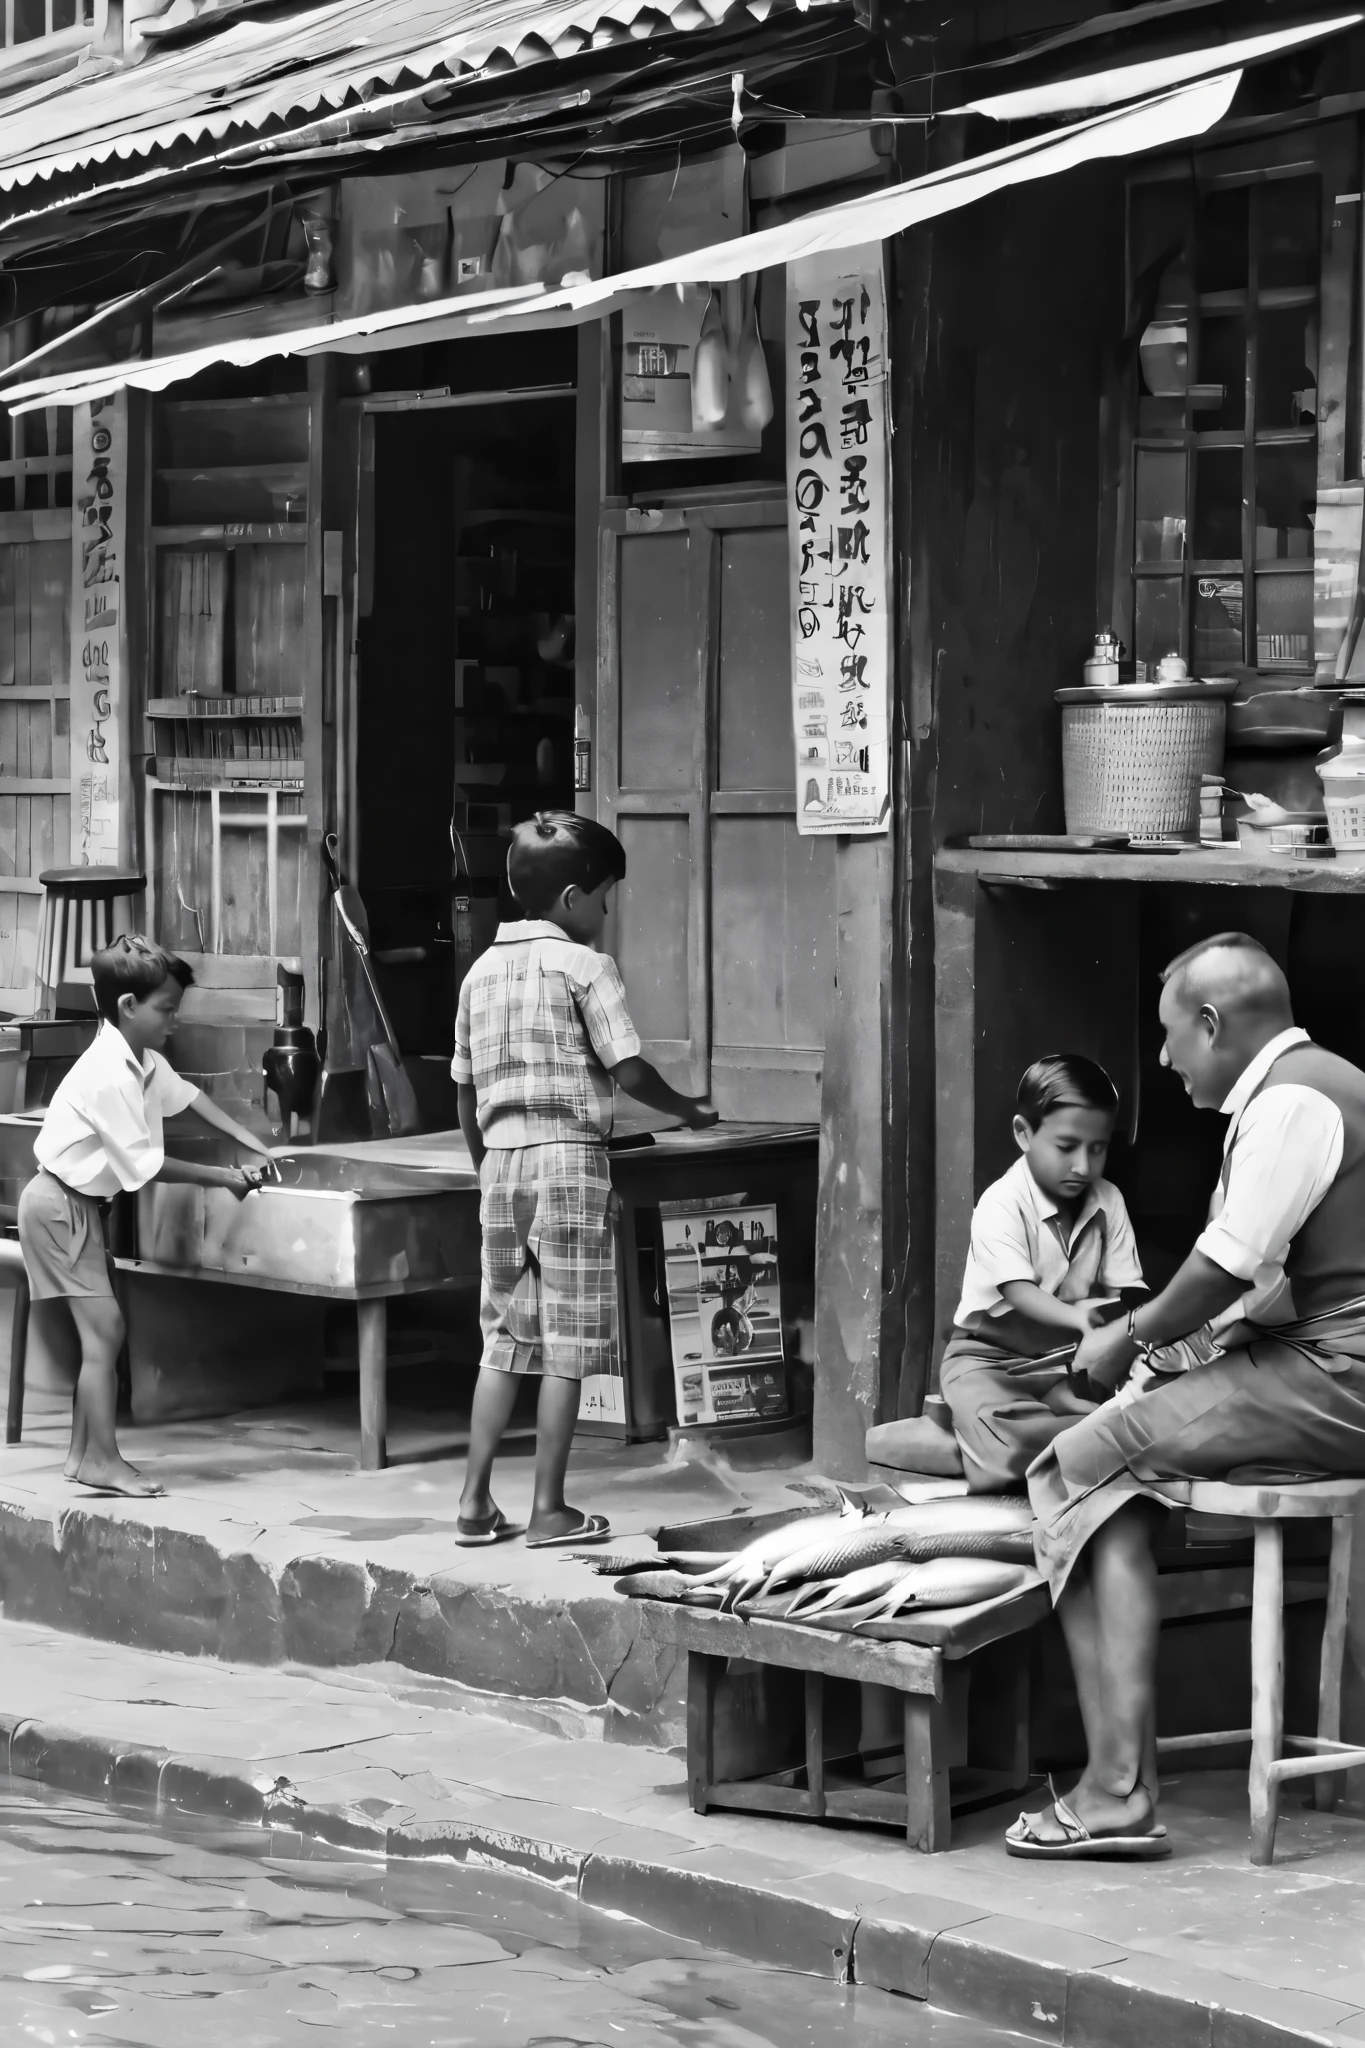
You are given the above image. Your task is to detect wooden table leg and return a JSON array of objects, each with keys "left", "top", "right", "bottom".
[
  {"left": 687, "top": 1652, "right": 721, "bottom": 1814},
  {"left": 804, "top": 1670, "right": 826, "bottom": 1818},
  {"left": 4, "top": 1268, "right": 28, "bottom": 1445},
  {"left": 904, "top": 1692, "right": 950, "bottom": 1852},
  {"left": 1249, "top": 1518, "right": 1285, "bottom": 1865},
  {"left": 357, "top": 1298, "right": 388, "bottom": 1471}
]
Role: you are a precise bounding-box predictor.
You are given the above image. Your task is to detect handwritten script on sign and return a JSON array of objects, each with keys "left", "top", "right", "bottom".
[
  {"left": 785, "top": 247, "right": 891, "bottom": 836},
  {"left": 69, "top": 393, "right": 126, "bottom": 865}
]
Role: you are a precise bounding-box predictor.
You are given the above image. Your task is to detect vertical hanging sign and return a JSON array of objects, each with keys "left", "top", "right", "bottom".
[
  {"left": 69, "top": 393, "right": 126, "bottom": 865},
  {"left": 786, "top": 246, "right": 892, "bottom": 835}
]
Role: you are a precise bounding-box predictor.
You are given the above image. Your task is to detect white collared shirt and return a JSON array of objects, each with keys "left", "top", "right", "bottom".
[
  {"left": 954, "top": 1154, "right": 1143, "bottom": 1326},
  {"left": 1197, "top": 1026, "right": 1343, "bottom": 1328},
  {"left": 34, "top": 1022, "right": 200, "bottom": 1198}
]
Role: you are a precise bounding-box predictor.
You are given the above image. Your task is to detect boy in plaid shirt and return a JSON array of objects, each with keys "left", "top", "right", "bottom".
[{"left": 453, "top": 811, "right": 717, "bottom": 1547}]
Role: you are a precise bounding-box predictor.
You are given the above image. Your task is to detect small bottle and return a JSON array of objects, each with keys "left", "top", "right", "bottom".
[
  {"left": 574, "top": 706, "right": 591, "bottom": 793},
  {"left": 1083, "top": 631, "right": 1121, "bottom": 688}
]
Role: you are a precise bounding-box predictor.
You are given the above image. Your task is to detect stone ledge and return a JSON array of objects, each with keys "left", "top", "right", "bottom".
[{"left": 1, "top": 1707, "right": 1358, "bottom": 2048}]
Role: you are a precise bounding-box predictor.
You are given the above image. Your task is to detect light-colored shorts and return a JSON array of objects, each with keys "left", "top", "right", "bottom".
[
  {"left": 478, "top": 1141, "right": 617, "bottom": 1381},
  {"left": 18, "top": 1169, "right": 114, "bottom": 1301}
]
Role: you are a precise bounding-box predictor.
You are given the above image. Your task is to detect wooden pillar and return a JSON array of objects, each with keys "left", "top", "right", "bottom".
[{"left": 813, "top": 832, "right": 894, "bottom": 1476}]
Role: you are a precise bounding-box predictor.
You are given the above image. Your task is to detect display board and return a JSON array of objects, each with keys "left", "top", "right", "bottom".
[{"left": 660, "top": 1195, "right": 788, "bottom": 1426}]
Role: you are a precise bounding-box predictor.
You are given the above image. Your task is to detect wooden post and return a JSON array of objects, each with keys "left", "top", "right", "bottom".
[
  {"left": 687, "top": 1651, "right": 720, "bottom": 1814},
  {"left": 1249, "top": 1518, "right": 1285, "bottom": 1865},
  {"left": 356, "top": 1297, "right": 388, "bottom": 1471},
  {"left": 1317, "top": 1514, "right": 1353, "bottom": 1811},
  {"left": 903, "top": 1689, "right": 950, "bottom": 1852},
  {"left": 804, "top": 1669, "right": 826, "bottom": 1817},
  {"left": 813, "top": 834, "right": 894, "bottom": 1476},
  {"left": 4, "top": 1264, "right": 28, "bottom": 1444},
  {"left": 932, "top": 865, "right": 977, "bottom": 1386}
]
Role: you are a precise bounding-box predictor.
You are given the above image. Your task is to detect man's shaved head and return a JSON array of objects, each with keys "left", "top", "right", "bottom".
[
  {"left": 1160, "top": 933, "right": 1294, "bottom": 1027},
  {"left": 1158, "top": 933, "right": 1296, "bottom": 1109}
]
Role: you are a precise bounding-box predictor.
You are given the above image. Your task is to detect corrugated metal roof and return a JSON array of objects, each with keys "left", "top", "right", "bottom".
[{"left": 0, "top": 0, "right": 822, "bottom": 193}]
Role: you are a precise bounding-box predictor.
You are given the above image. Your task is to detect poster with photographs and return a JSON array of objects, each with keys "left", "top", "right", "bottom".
[{"left": 659, "top": 1196, "right": 788, "bottom": 1427}]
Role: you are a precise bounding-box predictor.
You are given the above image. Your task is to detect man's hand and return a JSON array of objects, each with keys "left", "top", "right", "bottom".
[
  {"left": 1071, "top": 1317, "right": 1139, "bottom": 1394},
  {"left": 683, "top": 1097, "right": 720, "bottom": 1131}
]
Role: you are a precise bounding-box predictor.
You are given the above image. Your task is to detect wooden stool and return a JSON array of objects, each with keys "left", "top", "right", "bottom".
[
  {"left": 33, "top": 869, "right": 145, "bottom": 1018},
  {"left": 1156, "top": 1476, "right": 1365, "bottom": 1864}
]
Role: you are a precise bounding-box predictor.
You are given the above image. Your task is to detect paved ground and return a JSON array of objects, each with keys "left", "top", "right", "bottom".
[
  {"left": 2, "top": 1616, "right": 1365, "bottom": 2044},
  {"left": 0, "top": 1382, "right": 822, "bottom": 1744}
]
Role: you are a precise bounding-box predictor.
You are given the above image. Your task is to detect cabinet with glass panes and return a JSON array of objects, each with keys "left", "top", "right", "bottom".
[{"left": 1118, "top": 134, "right": 1353, "bottom": 684}]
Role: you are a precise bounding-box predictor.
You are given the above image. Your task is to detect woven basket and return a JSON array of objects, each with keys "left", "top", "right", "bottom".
[{"left": 1056, "top": 684, "right": 1232, "bottom": 840}]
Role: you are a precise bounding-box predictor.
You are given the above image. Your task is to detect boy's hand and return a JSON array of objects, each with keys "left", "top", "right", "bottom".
[
  {"left": 1072, "top": 1297, "right": 1116, "bottom": 1332},
  {"left": 230, "top": 1164, "right": 271, "bottom": 1199},
  {"left": 683, "top": 1097, "right": 720, "bottom": 1131}
]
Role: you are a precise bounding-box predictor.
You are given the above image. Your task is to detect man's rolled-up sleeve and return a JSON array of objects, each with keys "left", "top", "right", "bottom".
[{"left": 1196, "top": 1086, "right": 1343, "bottom": 1281}]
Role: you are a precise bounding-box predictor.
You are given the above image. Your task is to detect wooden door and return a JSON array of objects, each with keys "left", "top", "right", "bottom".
[
  {"left": 598, "top": 495, "right": 834, "bottom": 1118},
  {"left": 0, "top": 505, "right": 72, "bottom": 1010}
]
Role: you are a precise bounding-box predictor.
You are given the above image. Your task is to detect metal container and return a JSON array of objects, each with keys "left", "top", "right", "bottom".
[{"left": 137, "top": 1144, "right": 480, "bottom": 1295}]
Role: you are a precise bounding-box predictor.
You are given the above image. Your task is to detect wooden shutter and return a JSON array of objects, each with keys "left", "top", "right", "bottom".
[{"left": 598, "top": 494, "right": 834, "bottom": 1115}]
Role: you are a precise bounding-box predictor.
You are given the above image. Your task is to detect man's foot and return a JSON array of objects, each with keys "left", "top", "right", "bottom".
[
  {"left": 525, "top": 1508, "right": 611, "bottom": 1549},
  {"left": 72, "top": 1457, "right": 163, "bottom": 1499},
  {"left": 1006, "top": 1782, "right": 1169, "bottom": 1860}
]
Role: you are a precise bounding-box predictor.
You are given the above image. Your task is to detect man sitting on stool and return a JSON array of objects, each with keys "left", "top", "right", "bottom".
[{"left": 1008, "top": 933, "right": 1365, "bottom": 1860}]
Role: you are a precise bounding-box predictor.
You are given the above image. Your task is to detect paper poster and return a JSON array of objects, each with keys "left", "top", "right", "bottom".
[
  {"left": 660, "top": 1197, "right": 788, "bottom": 1427},
  {"left": 621, "top": 287, "right": 763, "bottom": 462},
  {"left": 786, "top": 246, "right": 892, "bottom": 835},
  {"left": 69, "top": 392, "right": 127, "bottom": 866}
]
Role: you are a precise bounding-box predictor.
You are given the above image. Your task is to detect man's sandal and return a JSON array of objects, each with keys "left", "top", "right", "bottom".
[{"left": 1005, "top": 1792, "right": 1171, "bottom": 1860}]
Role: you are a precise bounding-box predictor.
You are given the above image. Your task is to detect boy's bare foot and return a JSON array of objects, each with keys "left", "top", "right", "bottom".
[{"left": 73, "top": 1456, "right": 163, "bottom": 1498}]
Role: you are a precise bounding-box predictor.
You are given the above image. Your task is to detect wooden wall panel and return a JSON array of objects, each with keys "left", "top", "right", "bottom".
[
  {"left": 235, "top": 545, "right": 306, "bottom": 697},
  {"left": 617, "top": 531, "right": 693, "bottom": 791},
  {"left": 157, "top": 550, "right": 229, "bottom": 697},
  {"left": 614, "top": 813, "right": 691, "bottom": 1042},
  {"left": 716, "top": 527, "right": 790, "bottom": 792},
  {"left": 710, "top": 816, "right": 834, "bottom": 1050}
]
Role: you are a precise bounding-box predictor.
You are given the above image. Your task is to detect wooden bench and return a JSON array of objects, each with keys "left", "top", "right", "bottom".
[{"left": 642, "top": 1582, "right": 1049, "bottom": 1853}]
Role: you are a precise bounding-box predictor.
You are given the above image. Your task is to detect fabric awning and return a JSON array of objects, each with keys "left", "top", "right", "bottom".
[
  {"left": 468, "top": 70, "right": 1241, "bottom": 323},
  {"left": 5, "top": 69, "right": 1239, "bottom": 412},
  {"left": 960, "top": 14, "right": 1359, "bottom": 119}
]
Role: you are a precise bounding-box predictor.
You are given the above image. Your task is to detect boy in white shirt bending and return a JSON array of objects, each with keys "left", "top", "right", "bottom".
[
  {"left": 22, "top": 935, "right": 271, "bottom": 1497},
  {"left": 940, "top": 1054, "right": 1145, "bottom": 1492}
]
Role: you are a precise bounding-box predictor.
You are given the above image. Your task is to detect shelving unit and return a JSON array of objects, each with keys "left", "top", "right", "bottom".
[
  {"left": 936, "top": 845, "right": 1365, "bottom": 892},
  {"left": 146, "top": 395, "right": 312, "bottom": 966}
]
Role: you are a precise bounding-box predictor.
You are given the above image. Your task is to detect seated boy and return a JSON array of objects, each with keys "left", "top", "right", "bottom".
[
  {"left": 21, "top": 935, "right": 272, "bottom": 1498},
  {"left": 454, "top": 812, "right": 717, "bottom": 1549},
  {"left": 939, "top": 1054, "right": 1145, "bottom": 1493}
]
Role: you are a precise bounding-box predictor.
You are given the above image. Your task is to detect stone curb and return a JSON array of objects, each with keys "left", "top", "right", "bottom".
[{"left": 0, "top": 1707, "right": 1358, "bottom": 2047}]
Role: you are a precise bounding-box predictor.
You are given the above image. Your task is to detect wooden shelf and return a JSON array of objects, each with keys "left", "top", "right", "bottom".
[
  {"left": 146, "top": 697, "right": 302, "bottom": 719},
  {"left": 151, "top": 524, "right": 308, "bottom": 546},
  {"left": 155, "top": 463, "right": 307, "bottom": 483},
  {"left": 937, "top": 846, "right": 1365, "bottom": 893}
]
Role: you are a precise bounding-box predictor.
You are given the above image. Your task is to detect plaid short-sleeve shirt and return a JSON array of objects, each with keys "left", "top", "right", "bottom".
[{"left": 452, "top": 920, "right": 643, "bottom": 1147}]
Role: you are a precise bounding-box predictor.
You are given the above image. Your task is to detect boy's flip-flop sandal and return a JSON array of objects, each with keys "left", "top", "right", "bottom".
[
  {"left": 526, "top": 1513, "right": 612, "bottom": 1550},
  {"left": 1005, "top": 1793, "right": 1171, "bottom": 1860},
  {"left": 454, "top": 1508, "right": 520, "bottom": 1548}
]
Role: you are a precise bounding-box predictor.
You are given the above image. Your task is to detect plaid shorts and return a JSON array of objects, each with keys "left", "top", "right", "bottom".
[{"left": 478, "top": 1141, "right": 617, "bottom": 1380}]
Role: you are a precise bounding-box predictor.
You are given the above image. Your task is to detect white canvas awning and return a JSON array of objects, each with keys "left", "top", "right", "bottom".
[
  {"left": 5, "top": 68, "right": 1240, "bottom": 413},
  {"left": 960, "top": 14, "right": 1359, "bottom": 120}
]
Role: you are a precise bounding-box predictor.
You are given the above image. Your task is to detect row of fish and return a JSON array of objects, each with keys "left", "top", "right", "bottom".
[{"left": 611, "top": 1491, "right": 1039, "bottom": 1628}]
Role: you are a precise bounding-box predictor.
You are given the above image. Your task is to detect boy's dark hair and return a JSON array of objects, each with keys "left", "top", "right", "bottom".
[
  {"left": 1017, "top": 1053, "right": 1119, "bottom": 1131},
  {"left": 91, "top": 933, "right": 194, "bottom": 1025},
  {"left": 506, "top": 811, "right": 627, "bottom": 917}
]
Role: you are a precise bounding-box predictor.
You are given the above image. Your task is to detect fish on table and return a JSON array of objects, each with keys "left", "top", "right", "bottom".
[
  {"left": 688, "top": 1492, "right": 871, "bottom": 1610},
  {"left": 852, "top": 1555, "right": 1035, "bottom": 1624},
  {"left": 757, "top": 1496, "right": 1035, "bottom": 1599}
]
